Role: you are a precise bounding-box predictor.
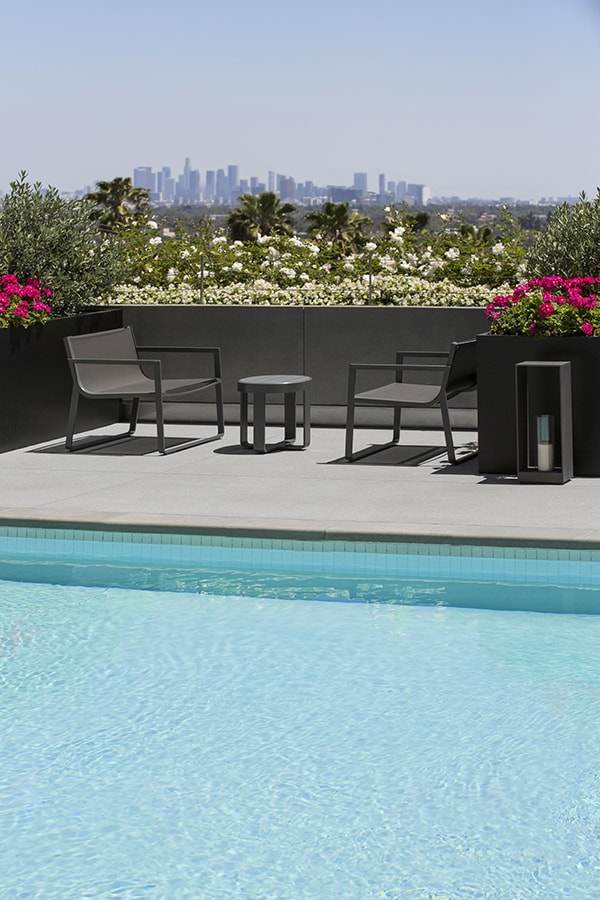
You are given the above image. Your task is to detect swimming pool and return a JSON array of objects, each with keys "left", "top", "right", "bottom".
[{"left": 1, "top": 527, "right": 600, "bottom": 899}]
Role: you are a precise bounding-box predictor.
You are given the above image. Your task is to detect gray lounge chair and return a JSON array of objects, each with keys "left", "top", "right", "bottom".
[
  {"left": 64, "top": 326, "right": 224, "bottom": 454},
  {"left": 345, "top": 339, "right": 477, "bottom": 463}
]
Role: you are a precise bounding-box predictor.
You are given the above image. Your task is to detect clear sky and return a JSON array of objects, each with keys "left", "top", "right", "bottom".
[{"left": 3, "top": 0, "right": 600, "bottom": 200}]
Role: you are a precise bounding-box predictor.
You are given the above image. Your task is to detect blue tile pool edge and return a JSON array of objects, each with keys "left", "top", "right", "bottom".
[{"left": 0, "top": 522, "right": 599, "bottom": 591}]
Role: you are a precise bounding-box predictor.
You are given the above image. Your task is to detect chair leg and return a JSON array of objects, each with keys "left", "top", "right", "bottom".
[
  {"left": 345, "top": 399, "right": 357, "bottom": 460},
  {"left": 346, "top": 400, "right": 404, "bottom": 462},
  {"left": 392, "top": 408, "right": 402, "bottom": 444},
  {"left": 129, "top": 398, "right": 140, "bottom": 435},
  {"left": 155, "top": 392, "right": 166, "bottom": 455},
  {"left": 215, "top": 382, "right": 225, "bottom": 435},
  {"left": 440, "top": 398, "right": 457, "bottom": 464},
  {"left": 440, "top": 397, "right": 477, "bottom": 464},
  {"left": 65, "top": 387, "right": 79, "bottom": 451},
  {"left": 158, "top": 382, "right": 225, "bottom": 456},
  {"left": 65, "top": 390, "right": 142, "bottom": 453}
]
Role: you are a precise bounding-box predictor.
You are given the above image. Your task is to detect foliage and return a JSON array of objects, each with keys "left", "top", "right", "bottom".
[
  {"left": 305, "top": 202, "right": 371, "bottom": 255},
  {"left": 486, "top": 276, "right": 600, "bottom": 337},
  {"left": 526, "top": 190, "right": 600, "bottom": 278},
  {"left": 111, "top": 202, "right": 527, "bottom": 309},
  {"left": 0, "top": 274, "right": 52, "bottom": 328},
  {"left": 105, "top": 274, "right": 500, "bottom": 309},
  {"left": 0, "top": 172, "right": 126, "bottom": 317},
  {"left": 379, "top": 205, "right": 527, "bottom": 289},
  {"left": 226, "top": 192, "right": 296, "bottom": 242},
  {"left": 86, "top": 177, "right": 152, "bottom": 232}
]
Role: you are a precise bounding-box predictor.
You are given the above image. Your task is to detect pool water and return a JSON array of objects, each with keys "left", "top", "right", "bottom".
[{"left": 1, "top": 554, "right": 600, "bottom": 900}]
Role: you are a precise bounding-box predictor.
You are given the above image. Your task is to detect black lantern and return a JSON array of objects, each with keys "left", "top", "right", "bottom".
[{"left": 515, "top": 361, "right": 573, "bottom": 484}]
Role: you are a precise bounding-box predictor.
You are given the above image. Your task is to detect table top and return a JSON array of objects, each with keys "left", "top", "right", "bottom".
[{"left": 237, "top": 374, "right": 312, "bottom": 391}]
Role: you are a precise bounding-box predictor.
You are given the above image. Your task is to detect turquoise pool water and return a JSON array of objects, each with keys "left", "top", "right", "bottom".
[{"left": 1, "top": 528, "right": 600, "bottom": 899}]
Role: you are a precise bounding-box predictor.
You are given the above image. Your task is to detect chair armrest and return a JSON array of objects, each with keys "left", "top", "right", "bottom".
[
  {"left": 348, "top": 363, "right": 447, "bottom": 373},
  {"left": 67, "top": 357, "right": 161, "bottom": 367},
  {"left": 136, "top": 346, "right": 222, "bottom": 379},
  {"left": 394, "top": 349, "right": 449, "bottom": 360}
]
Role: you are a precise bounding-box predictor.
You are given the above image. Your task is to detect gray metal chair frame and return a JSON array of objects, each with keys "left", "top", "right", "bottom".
[
  {"left": 345, "top": 339, "right": 478, "bottom": 464},
  {"left": 64, "top": 326, "right": 224, "bottom": 455}
]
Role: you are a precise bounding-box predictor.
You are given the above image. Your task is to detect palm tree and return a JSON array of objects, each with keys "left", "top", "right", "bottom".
[
  {"left": 305, "top": 201, "right": 370, "bottom": 254},
  {"left": 85, "top": 177, "right": 151, "bottom": 232},
  {"left": 227, "top": 192, "right": 296, "bottom": 242}
]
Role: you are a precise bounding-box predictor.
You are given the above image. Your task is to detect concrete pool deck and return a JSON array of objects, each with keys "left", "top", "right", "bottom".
[{"left": 0, "top": 422, "right": 599, "bottom": 548}]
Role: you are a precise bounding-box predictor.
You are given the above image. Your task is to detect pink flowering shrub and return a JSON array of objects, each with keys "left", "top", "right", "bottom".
[
  {"left": 486, "top": 276, "right": 600, "bottom": 337},
  {"left": 0, "top": 274, "right": 52, "bottom": 328}
]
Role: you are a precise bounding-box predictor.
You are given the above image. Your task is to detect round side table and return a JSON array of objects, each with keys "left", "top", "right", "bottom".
[{"left": 237, "top": 374, "right": 311, "bottom": 453}]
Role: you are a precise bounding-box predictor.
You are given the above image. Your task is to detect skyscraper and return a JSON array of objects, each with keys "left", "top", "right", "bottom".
[
  {"left": 228, "top": 165, "right": 239, "bottom": 203},
  {"left": 205, "top": 170, "right": 215, "bottom": 202},
  {"left": 134, "top": 167, "right": 155, "bottom": 192},
  {"left": 353, "top": 172, "right": 368, "bottom": 194},
  {"left": 216, "top": 169, "right": 227, "bottom": 202}
]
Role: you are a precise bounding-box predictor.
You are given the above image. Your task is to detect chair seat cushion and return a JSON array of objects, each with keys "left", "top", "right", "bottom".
[
  {"left": 354, "top": 381, "right": 441, "bottom": 406},
  {"left": 163, "top": 377, "right": 218, "bottom": 396}
]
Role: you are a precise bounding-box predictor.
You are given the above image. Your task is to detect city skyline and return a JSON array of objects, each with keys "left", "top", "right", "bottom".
[
  {"left": 129, "top": 160, "right": 433, "bottom": 206},
  {"left": 2, "top": 0, "right": 599, "bottom": 201}
]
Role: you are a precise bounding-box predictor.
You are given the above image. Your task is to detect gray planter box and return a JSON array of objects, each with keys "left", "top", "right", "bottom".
[
  {"left": 477, "top": 334, "right": 600, "bottom": 476},
  {"left": 123, "top": 305, "right": 488, "bottom": 427},
  {"left": 0, "top": 310, "right": 122, "bottom": 452}
]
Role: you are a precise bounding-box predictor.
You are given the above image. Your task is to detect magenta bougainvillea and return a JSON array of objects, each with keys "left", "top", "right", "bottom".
[
  {"left": 0, "top": 274, "right": 52, "bottom": 328},
  {"left": 486, "top": 276, "right": 600, "bottom": 337}
]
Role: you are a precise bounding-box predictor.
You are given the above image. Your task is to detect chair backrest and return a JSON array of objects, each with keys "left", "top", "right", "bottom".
[
  {"left": 444, "top": 339, "right": 477, "bottom": 395},
  {"left": 64, "top": 326, "right": 142, "bottom": 395}
]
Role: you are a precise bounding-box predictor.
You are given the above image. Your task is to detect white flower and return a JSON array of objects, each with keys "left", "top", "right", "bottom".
[
  {"left": 212, "top": 235, "right": 227, "bottom": 246},
  {"left": 491, "top": 242, "right": 505, "bottom": 256},
  {"left": 257, "top": 234, "right": 271, "bottom": 244},
  {"left": 280, "top": 267, "right": 296, "bottom": 279},
  {"left": 231, "top": 261, "right": 243, "bottom": 272},
  {"left": 444, "top": 247, "right": 460, "bottom": 260},
  {"left": 365, "top": 242, "right": 377, "bottom": 252},
  {"left": 166, "top": 267, "right": 176, "bottom": 283},
  {"left": 390, "top": 226, "right": 405, "bottom": 245},
  {"left": 180, "top": 249, "right": 191, "bottom": 260},
  {"left": 344, "top": 261, "right": 354, "bottom": 272},
  {"left": 147, "top": 220, "right": 159, "bottom": 230},
  {"left": 379, "top": 254, "right": 397, "bottom": 272},
  {"left": 149, "top": 236, "right": 162, "bottom": 247}
]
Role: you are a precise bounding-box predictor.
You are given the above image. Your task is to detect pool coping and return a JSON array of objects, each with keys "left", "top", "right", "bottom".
[{"left": 2, "top": 509, "right": 600, "bottom": 551}]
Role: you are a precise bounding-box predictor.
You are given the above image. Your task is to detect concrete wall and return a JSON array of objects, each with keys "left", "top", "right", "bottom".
[{"left": 123, "top": 305, "right": 488, "bottom": 428}]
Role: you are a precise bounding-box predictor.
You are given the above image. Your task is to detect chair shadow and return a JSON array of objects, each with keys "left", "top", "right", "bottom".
[
  {"left": 325, "top": 443, "right": 452, "bottom": 467},
  {"left": 31, "top": 435, "right": 194, "bottom": 456}
]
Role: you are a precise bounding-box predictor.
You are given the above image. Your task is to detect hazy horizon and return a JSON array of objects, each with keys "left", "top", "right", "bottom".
[{"left": 3, "top": 0, "right": 599, "bottom": 200}]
